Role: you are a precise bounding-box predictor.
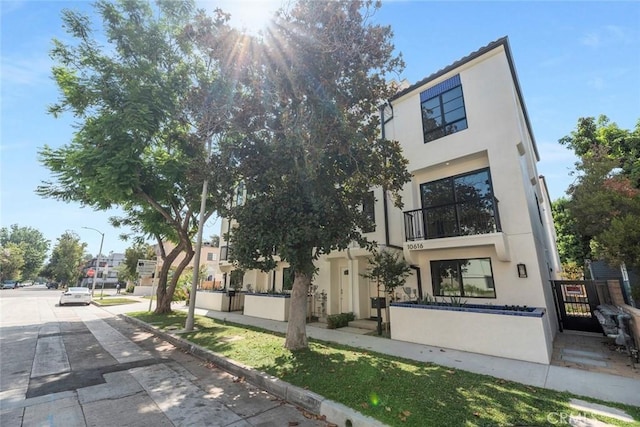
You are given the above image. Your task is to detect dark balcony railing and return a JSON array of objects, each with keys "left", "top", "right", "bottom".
[
  {"left": 404, "top": 198, "right": 501, "bottom": 241},
  {"left": 220, "top": 245, "right": 232, "bottom": 261}
]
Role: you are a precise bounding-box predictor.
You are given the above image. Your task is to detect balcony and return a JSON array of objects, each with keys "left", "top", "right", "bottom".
[
  {"left": 220, "top": 245, "right": 232, "bottom": 261},
  {"left": 404, "top": 198, "right": 501, "bottom": 242}
]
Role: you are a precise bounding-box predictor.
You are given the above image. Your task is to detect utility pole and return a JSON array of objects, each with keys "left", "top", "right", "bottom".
[{"left": 83, "top": 227, "right": 104, "bottom": 297}]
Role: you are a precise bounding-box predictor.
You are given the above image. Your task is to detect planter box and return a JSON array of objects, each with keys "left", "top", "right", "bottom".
[
  {"left": 133, "top": 285, "right": 154, "bottom": 297},
  {"left": 195, "top": 290, "right": 244, "bottom": 312},
  {"left": 243, "top": 293, "right": 291, "bottom": 321},
  {"left": 390, "top": 303, "right": 553, "bottom": 364}
]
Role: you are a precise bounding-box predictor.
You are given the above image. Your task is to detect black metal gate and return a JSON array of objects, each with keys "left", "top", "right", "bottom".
[{"left": 551, "top": 280, "right": 604, "bottom": 333}]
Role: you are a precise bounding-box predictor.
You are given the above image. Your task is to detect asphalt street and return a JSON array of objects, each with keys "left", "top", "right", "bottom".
[{"left": 0, "top": 286, "right": 333, "bottom": 427}]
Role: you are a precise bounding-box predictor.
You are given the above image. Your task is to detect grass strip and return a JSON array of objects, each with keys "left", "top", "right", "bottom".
[
  {"left": 129, "top": 311, "right": 640, "bottom": 427},
  {"left": 93, "top": 297, "right": 139, "bottom": 306}
]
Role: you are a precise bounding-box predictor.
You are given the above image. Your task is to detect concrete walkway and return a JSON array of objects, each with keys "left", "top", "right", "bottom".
[
  {"left": 99, "top": 296, "right": 640, "bottom": 417},
  {"left": 0, "top": 292, "right": 336, "bottom": 427},
  {"left": 157, "top": 305, "right": 640, "bottom": 408}
]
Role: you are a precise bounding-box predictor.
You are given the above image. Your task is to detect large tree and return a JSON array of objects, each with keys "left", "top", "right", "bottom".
[
  {"left": 37, "top": 0, "right": 245, "bottom": 312},
  {"left": 559, "top": 116, "right": 640, "bottom": 267},
  {"left": 0, "top": 225, "right": 50, "bottom": 280},
  {"left": 225, "top": 0, "right": 410, "bottom": 350},
  {"left": 43, "top": 231, "right": 87, "bottom": 286},
  {"left": 0, "top": 243, "right": 25, "bottom": 281},
  {"left": 551, "top": 198, "right": 590, "bottom": 264}
]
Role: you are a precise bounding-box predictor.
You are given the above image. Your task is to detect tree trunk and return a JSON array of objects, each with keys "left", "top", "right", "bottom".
[
  {"left": 284, "top": 271, "right": 311, "bottom": 350},
  {"left": 154, "top": 241, "right": 194, "bottom": 314}
]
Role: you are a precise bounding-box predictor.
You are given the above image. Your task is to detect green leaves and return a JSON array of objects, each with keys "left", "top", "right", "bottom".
[
  {"left": 558, "top": 115, "right": 640, "bottom": 270},
  {"left": 361, "top": 248, "right": 411, "bottom": 295},
  {"left": 0, "top": 225, "right": 50, "bottom": 280},
  {"left": 41, "top": 0, "right": 244, "bottom": 312},
  {"left": 227, "top": 0, "right": 409, "bottom": 277}
]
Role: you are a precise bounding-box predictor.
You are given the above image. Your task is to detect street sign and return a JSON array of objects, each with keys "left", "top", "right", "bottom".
[
  {"left": 136, "top": 259, "right": 157, "bottom": 276},
  {"left": 87, "top": 269, "right": 95, "bottom": 278}
]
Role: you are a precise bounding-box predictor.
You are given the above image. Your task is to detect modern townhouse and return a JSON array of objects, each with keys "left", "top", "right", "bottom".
[{"left": 215, "top": 37, "right": 562, "bottom": 363}]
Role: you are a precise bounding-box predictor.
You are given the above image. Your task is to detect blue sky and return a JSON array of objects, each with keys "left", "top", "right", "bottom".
[{"left": 1, "top": 0, "right": 639, "bottom": 257}]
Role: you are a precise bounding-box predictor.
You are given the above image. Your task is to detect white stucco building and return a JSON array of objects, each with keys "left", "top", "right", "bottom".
[{"left": 216, "top": 37, "right": 562, "bottom": 363}]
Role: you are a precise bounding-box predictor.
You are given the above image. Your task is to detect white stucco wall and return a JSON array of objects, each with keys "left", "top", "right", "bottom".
[
  {"left": 390, "top": 305, "right": 553, "bottom": 364},
  {"left": 243, "top": 294, "right": 290, "bottom": 321}
]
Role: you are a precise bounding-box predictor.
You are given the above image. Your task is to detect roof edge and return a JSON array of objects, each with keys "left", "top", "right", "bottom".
[{"left": 389, "top": 36, "right": 540, "bottom": 160}]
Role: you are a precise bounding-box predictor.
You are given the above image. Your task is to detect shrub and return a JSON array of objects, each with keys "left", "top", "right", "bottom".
[
  {"left": 326, "top": 312, "right": 355, "bottom": 329},
  {"left": 173, "top": 286, "right": 189, "bottom": 301},
  {"left": 126, "top": 284, "right": 135, "bottom": 293}
]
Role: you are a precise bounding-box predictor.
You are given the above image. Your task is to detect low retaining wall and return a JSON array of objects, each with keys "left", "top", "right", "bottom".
[
  {"left": 244, "top": 293, "right": 291, "bottom": 321},
  {"left": 195, "top": 290, "right": 244, "bottom": 312},
  {"left": 390, "top": 303, "right": 552, "bottom": 364},
  {"left": 133, "top": 285, "right": 154, "bottom": 297}
]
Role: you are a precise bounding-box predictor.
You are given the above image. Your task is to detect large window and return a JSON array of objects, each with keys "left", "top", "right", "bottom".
[
  {"left": 420, "top": 75, "right": 468, "bottom": 143},
  {"left": 431, "top": 258, "right": 496, "bottom": 298},
  {"left": 420, "top": 168, "right": 499, "bottom": 239}
]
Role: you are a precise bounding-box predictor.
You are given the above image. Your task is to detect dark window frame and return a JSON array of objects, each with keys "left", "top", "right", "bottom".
[
  {"left": 362, "top": 191, "right": 376, "bottom": 233},
  {"left": 419, "top": 168, "right": 499, "bottom": 239},
  {"left": 421, "top": 80, "right": 468, "bottom": 143},
  {"left": 430, "top": 257, "right": 496, "bottom": 298}
]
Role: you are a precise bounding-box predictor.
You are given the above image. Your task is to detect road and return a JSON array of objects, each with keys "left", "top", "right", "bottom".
[{"left": 0, "top": 286, "right": 331, "bottom": 426}]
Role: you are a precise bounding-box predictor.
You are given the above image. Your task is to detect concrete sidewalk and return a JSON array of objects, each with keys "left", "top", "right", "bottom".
[{"left": 0, "top": 293, "right": 338, "bottom": 427}]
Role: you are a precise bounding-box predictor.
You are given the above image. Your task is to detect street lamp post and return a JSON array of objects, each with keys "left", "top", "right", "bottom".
[{"left": 82, "top": 227, "right": 104, "bottom": 297}]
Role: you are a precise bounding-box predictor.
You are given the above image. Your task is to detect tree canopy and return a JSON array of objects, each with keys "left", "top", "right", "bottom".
[
  {"left": 0, "top": 224, "right": 50, "bottom": 280},
  {"left": 38, "top": 0, "right": 247, "bottom": 312},
  {"left": 42, "top": 231, "right": 86, "bottom": 286},
  {"left": 225, "top": 0, "right": 410, "bottom": 350},
  {"left": 558, "top": 115, "right": 640, "bottom": 268}
]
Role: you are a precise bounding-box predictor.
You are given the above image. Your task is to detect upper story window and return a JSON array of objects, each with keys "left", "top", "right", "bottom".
[
  {"left": 235, "top": 181, "right": 245, "bottom": 206},
  {"left": 362, "top": 191, "right": 376, "bottom": 233},
  {"left": 420, "top": 74, "right": 468, "bottom": 143},
  {"left": 206, "top": 252, "right": 217, "bottom": 261},
  {"left": 420, "top": 168, "right": 499, "bottom": 239}
]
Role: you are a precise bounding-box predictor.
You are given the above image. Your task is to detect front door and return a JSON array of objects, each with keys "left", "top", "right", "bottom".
[{"left": 340, "top": 268, "right": 350, "bottom": 313}]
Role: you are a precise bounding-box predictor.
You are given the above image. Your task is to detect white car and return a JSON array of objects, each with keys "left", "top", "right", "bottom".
[
  {"left": 2, "top": 280, "right": 17, "bottom": 289},
  {"left": 59, "top": 287, "right": 92, "bottom": 306}
]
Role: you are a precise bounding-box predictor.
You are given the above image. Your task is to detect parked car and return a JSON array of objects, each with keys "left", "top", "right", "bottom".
[
  {"left": 46, "top": 282, "right": 59, "bottom": 289},
  {"left": 2, "top": 280, "right": 17, "bottom": 289},
  {"left": 59, "top": 287, "right": 92, "bottom": 306}
]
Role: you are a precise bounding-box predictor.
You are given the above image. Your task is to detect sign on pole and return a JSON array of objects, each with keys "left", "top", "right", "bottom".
[{"left": 136, "top": 259, "right": 157, "bottom": 277}]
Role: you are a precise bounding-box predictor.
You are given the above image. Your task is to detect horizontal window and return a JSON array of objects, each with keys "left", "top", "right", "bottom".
[{"left": 431, "top": 258, "right": 496, "bottom": 298}]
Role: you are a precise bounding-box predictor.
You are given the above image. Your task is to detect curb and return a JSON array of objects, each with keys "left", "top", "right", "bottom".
[{"left": 120, "top": 314, "right": 387, "bottom": 427}]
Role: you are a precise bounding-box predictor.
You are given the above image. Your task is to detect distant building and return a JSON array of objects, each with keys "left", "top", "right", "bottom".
[
  {"left": 141, "top": 241, "right": 222, "bottom": 289},
  {"left": 81, "top": 252, "right": 125, "bottom": 289}
]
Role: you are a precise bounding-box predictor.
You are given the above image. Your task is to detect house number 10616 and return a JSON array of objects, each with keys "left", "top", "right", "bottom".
[{"left": 407, "top": 243, "right": 424, "bottom": 250}]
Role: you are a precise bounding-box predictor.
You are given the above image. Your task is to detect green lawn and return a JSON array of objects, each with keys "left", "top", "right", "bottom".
[{"left": 129, "top": 311, "right": 640, "bottom": 427}]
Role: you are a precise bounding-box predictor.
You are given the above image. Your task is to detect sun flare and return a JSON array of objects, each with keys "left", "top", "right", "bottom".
[{"left": 213, "top": 0, "right": 283, "bottom": 34}]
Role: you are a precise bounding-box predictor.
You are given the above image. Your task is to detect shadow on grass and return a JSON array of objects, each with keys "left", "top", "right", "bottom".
[{"left": 127, "top": 312, "right": 640, "bottom": 427}]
